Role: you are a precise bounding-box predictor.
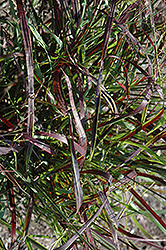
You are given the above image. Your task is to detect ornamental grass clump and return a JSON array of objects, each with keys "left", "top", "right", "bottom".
[{"left": 0, "top": 0, "right": 166, "bottom": 249}]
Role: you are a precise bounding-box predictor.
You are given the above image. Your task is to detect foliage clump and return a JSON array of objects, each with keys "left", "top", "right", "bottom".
[{"left": 0, "top": 0, "right": 166, "bottom": 249}]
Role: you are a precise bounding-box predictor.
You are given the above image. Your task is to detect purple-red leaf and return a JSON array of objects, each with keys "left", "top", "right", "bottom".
[
  {"left": 23, "top": 133, "right": 56, "bottom": 155},
  {"left": 37, "top": 132, "right": 86, "bottom": 157},
  {"left": 102, "top": 0, "right": 116, "bottom": 59},
  {"left": 118, "top": 226, "right": 163, "bottom": 250},
  {"left": 16, "top": 0, "right": 34, "bottom": 136},
  {"left": 130, "top": 188, "right": 166, "bottom": 229},
  {"left": 8, "top": 186, "right": 16, "bottom": 247},
  {"left": 62, "top": 69, "right": 87, "bottom": 154},
  {"left": 24, "top": 196, "right": 34, "bottom": 236},
  {"left": 53, "top": 69, "right": 68, "bottom": 114},
  {"left": 69, "top": 114, "right": 83, "bottom": 212},
  {"left": 0, "top": 114, "right": 15, "bottom": 129}
]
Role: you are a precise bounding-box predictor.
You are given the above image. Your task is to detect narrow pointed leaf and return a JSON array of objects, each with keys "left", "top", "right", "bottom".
[
  {"left": 38, "top": 132, "right": 86, "bottom": 157},
  {"left": 83, "top": 169, "right": 113, "bottom": 185},
  {"left": 102, "top": 0, "right": 116, "bottom": 59},
  {"left": 99, "top": 191, "right": 119, "bottom": 228},
  {"left": 53, "top": 69, "right": 68, "bottom": 114},
  {"left": 56, "top": 201, "right": 106, "bottom": 250},
  {"left": 91, "top": 229, "right": 116, "bottom": 249},
  {"left": 0, "top": 163, "right": 30, "bottom": 197},
  {"left": 16, "top": 0, "right": 34, "bottom": 136},
  {"left": 26, "top": 237, "right": 48, "bottom": 250},
  {"left": 0, "top": 114, "right": 15, "bottom": 129},
  {"left": 69, "top": 114, "right": 83, "bottom": 212},
  {"left": 90, "top": 60, "right": 103, "bottom": 159},
  {"left": 122, "top": 140, "right": 166, "bottom": 166},
  {"left": 130, "top": 188, "right": 166, "bottom": 229},
  {"left": 24, "top": 196, "right": 34, "bottom": 236},
  {"left": 62, "top": 69, "right": 87, "bottom": 154},
  {"left": 23, "top": 134, "right": 56, "bottom": 155},
  {"left": 8, "top": 187, "right": 16, "bottom": 247}
]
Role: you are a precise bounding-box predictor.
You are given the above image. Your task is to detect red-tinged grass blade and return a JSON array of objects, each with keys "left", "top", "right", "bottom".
[
  {"left": 0, "top": 163, "right": 30, "bottom": 198},
  {"left": 118, "top": 0, "right": 141, "bottom": 23},
  {"left": 90, "top": 0, "right": 116, "bottom": 159},
  {"left": 22, "top": 134, "right": 56, "bottom": 155},
  {"left": 56, "top": 201, "right": 106, "bottom": 250},
  {"left": 37, "top": 132, "right": 86, "bottom": 157},
  {"left": 53, "top": 69, "right": 68, "bottom": 114},
  {"left": 98, "top": 191, "right": 119, "bottom": 228},
  {"left": 91, "top": 229, "right": 116, "bottom": 249},
  {"left": 52, "top": 0, "right": 62, "bottom": 35},
  {"left": 125, "top": 59, "right": 154, "bottom": 82},
  {"left": 90, "top": 60, "right": 103, "bottom": 159},
  {"left": 82, "top": 169, "right": 113, "bottom": 185},
  {"left": 142, "top": 29, "right": 156, "bottom": 50},
  {"left": 118, "top": 227, "right": 163, "bottom": 250},
  {"left": 24, "top": 196, "right": 34, "bottom": 236},
  {"left": 0, "top": 114, "right": 15, "bottom": 129},
  {"left": 84, "top": 227, "right": 97, "bottom": 250},
  {"left": 68, "top": 114, "right": 83, "bottom": 212},
  {"left": 129, "top": 188, "right": 166, "bottom": 230},
  {"left": 102, "top": 0, "right": 116, "bottom": 60},
  {"left": 77, "top": 71, "right": 85, "bottom": 129},
  {"left": 118, "top": 226, "right": 145, "bottom": 239},
  {"left": 118, "top": 106, "right": 164, "bottom": 142},
  {"left": 8, "top": 186, "right": 16, "bottom": 247},
  {"left": 113, "top": 18, "right": 142, "bottom": 52},
  {"left": 62, "top": 69, "right": 87, "bottom": 154},
  {"left": 124, "top": 65, "right": 130, "bottom": 102},
  {"left": 16, "top": 0, "right": 34, "bottom": 137}
]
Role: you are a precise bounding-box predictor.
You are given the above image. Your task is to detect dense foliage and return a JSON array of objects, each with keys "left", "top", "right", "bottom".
[{"left": 0, "top": 0, "right": 166, "bottom": 249}]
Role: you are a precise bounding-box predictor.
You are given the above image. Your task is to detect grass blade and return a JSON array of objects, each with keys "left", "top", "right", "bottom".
[
  {"left": 56, "top": 201, "right": 106, "bottom": 250},
  {"left": 69, "top": 114, "right": 83, "bottom": 212},
  {"left": 8, "top": 185, "right": 16, "bottom": 247},
  {"left": 16, "top": 0, "right": 34, "bottom": 137},
  {"left": 130, "top": 188, "right": 166, "bottom": 230},
  {"left": 23, "top": 133, "right": 56, "bottom": 155},
  {"left": 62, "top": 69, "right": 87, "bottom": 154},
  {"left": 38, "top": 132, "right": 86, "bottom": 157}
]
